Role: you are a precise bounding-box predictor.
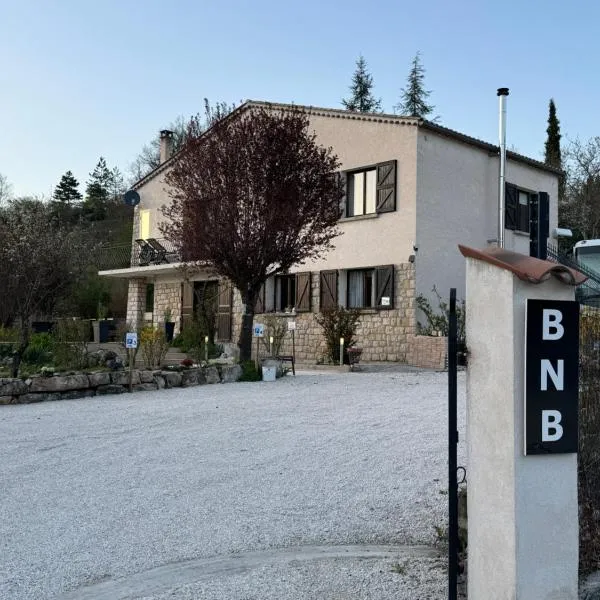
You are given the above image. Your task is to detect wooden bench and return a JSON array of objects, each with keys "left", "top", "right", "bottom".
[{"left": 276, "top": 355, "right": 295, "bottom": 376}]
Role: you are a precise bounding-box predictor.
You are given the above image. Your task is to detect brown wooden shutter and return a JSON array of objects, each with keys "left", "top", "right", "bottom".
[
  {"left": 376, "top": 160, "right": 397, "bottom": 213},
  {"left": 181, "top": 281, "right": 194, "bottom": 330},
  {"left": 295, "top": 272, "right": 311, "bottom": 312},
  {"left": 375, "top": 265, "right": 394, "bottom": 309},
  {"left": 216, "top": 281, "right": 232, "bottom": 341},
  {"left": 254, "top": 283, "right": 266, "bottom": 314},
  {"left": 319, "top": 270, "right": 338, "bottom": 311},
  {"left": 505, "top": 183, "right": 518, "bottom": 231}
]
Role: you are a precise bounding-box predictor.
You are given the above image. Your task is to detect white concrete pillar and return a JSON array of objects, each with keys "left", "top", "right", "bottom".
[{"left": 466, "top": 257, "right": 578, "bottom": 600}]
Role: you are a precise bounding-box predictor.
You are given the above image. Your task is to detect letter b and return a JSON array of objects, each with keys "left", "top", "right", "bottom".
[
  {"left": 542, "top": 409, "right": 563, "bottom": 442},
  {"left": 542, "top": 309, "right": 564, "bottom": 341}
]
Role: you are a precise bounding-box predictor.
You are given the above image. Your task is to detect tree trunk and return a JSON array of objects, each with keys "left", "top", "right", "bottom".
[
  {"left": 238, "top": 288, "right": 257, "bottom": 362},
  {"left": 11, "top": 319, "right": 30, "bottom": 378}
]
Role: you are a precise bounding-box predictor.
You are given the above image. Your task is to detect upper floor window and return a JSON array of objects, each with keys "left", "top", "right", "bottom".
[
  {"left": 505, "top": 183, "right": 534, "bottom": 233},
  {"left": 345, "top": 160, "right": 397, "bottom": 217},
  {"left": 347, "top": 169, "right": 377, "bottom": 216},
  {"left": 139, "top": 209, "right": 151, "bottom": 239}
]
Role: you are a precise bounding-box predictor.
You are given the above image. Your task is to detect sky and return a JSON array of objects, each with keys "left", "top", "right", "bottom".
[{"left": 0, "top": 0, "right": 597, "bottom": 198}]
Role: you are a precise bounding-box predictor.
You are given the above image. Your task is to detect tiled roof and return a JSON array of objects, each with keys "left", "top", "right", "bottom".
[{"left": 132, "top": 100, "right": 560, "bottom": 190}]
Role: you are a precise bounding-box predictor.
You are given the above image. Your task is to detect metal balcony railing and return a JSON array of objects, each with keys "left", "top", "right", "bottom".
[{"left": 97, "top": 238, "right": 181, "bottom": 270}]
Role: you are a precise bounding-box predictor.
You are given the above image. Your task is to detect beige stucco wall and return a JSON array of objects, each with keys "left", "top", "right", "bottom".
[
  {"left": 133, "top": 169, "right": 172, "bottom": 240},
  {"left": 415, "top": 129, "right": 559, "bottom": 309}
]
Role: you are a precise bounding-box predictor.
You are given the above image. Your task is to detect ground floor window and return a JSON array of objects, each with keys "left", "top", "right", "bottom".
[
  {"left": 275, "top": 275, "right": 296, "bottom": 312},
  {"left": 347, "top": 269, "right": 375, "bottom": 308}
]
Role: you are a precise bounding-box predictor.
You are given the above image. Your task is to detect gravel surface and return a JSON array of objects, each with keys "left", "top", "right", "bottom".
[{"left": 0, "top": 370, "right": 466, "bottom": 599}]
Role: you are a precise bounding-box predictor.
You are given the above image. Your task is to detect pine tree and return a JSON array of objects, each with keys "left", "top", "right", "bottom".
[
  {"left": 109, "top": 166, "right": 126, "bottom": 202},
  {"left": 396, "top": 52, "right": 435, "bottom": 119},
  {"left": 544, "top": 99, "right": 562, "bottom": 170},
  {"left": 53, "top": 171, "right": 82, "bottom": 204},
  {"left": 342, "top": 56, "right": 383, "bottom": 113},
  {"left": 84, "top": 157, "right": 112, "bottom": 220}
]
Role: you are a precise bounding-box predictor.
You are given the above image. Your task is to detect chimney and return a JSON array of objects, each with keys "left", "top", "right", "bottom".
[{"left": 159, "top": 129, "right": 174, "bottom": 164}]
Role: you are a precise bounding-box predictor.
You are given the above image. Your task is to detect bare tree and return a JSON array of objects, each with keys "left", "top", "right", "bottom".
[
  {"left": 561, "top": 137, "right": 600, "bottom": 239},
  {"left": 0, "top": 172, "right": 12, "bottom": 205},
  {"left": 0, "top": 198, "right": 91, "bottom": 375},
  {"left": 128, "top": 99, "right": 236, "bottom": 184},
  {"left": 161, "top": 105, "right": 344, "bottom": 361}
]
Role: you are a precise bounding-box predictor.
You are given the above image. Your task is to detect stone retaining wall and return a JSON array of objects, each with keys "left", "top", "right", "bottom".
[
  {"left": 407, "top": 335, "right": 447, "bottom": 370},
  {"left": 0, "top": 364, "right": 242, "bottom": 405}
]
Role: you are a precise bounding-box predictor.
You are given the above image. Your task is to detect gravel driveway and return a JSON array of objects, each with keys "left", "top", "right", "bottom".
[{"left": 0, "top": 369, "right": 466, "bottom": 599}]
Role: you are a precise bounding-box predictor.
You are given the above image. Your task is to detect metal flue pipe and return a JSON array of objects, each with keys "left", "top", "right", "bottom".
[{"left": 497, "top": 88, "right": 509, "bottom": 248}]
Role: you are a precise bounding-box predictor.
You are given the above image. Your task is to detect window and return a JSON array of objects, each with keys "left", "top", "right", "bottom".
[
  {"left": 139, "top": 209, "right": 151, "bottom": 239},
  {"left": 272, "top": 273, "right": 311, "bottom": 313},
  {"left": 347, "top": 169, "right": 377, "bottom": 216},
  {"left": 505, "top": 183, "right": 532, "bottom": 233},
  {"left": 348, "top": 269, "right": 375, "bottom": 308},
  {"left": 275, "top": 275, "right": 296, "bottom": 312},
  {"left": 345, "top": 265, "right": 394, "bottom": 310},
  {"left": 345, "top": 160, "right": 397, "bottom": 217}
]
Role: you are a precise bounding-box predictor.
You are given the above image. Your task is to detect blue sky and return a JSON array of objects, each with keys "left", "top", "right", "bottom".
[{"left": 0, "top": 0, "right": 596, "bottom": 197}]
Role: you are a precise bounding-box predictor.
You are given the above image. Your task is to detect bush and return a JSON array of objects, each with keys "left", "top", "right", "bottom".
[
  {"left": 140, "top": 326, "right": 169, "bottom": 368},
  {"left": 416, "top": 286, "right": 467, "bottom": 361},
  {"left": 0, "top": 326, "right": 19, "bottom": 342},
  {"left": 260, "top": 315, "right": 287, "bottom": 356},
  {"left": 51, "top": 320, "right": 89, "bottom": 370},
  {"left": 315, "top": 306, "right": 361, "bottom": 364},
  {"left": 239, "top": 360, "right": 262, "bottom": 382},
  {"left": 22, "top": 332, "right": 54, "bottom": 366}
]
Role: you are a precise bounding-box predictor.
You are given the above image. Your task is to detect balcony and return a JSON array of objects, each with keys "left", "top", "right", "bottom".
[{"left": 97, "top": 238, "right": 180, "bottom": 270}]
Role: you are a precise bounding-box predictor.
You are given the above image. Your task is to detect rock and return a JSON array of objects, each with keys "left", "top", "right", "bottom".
[
  {"left": 96, "top": 384, "right": 127, "bottom": 396},
  {"left": 161, "top": 371, "right": 182, "bottom": 388},
  {"left": 29, "top": 374, "right": 89, "bottom": 393},
  {"left": 220, "top": 364, "right": 242, "bottom": 383},
  {"left": 59, "top": 389, "right": 96, "bottom": 401},
  {"left": 181, "top": 369, "right": 205, "bottom": 387},
  {"left": 154, "top": 375, "right": 166, "bottom": 389},
  {"left": 204, "top": 366, "right": 220, "bottom": 384},
  {"left": 19, "top": 392, "right": 61, "bottom": 403},
  {"left": 110, "top": 371, "right": 141, "bottom": 386},
  {"left": 0, "top": 378, "right": 27, "bottom": 396},
  {"left": 139, "top": 370, "right": 155, "bottom": 384},
  {"left": 132, "top": 383, "right": 158, "bottom": 392},
  {"left": 106, "top": 357, "right": 123, "bottom": 371},
  {"left": 0, "top": 395, "right": 16, "bottom": 405},
  {"left": 88, "top": 372, "right": 111, "bottom": 387},
  {"left": 211, "top": 357, "right": 235, "bottom": 366}
]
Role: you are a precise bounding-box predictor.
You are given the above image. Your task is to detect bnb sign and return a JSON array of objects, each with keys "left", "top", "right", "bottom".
[{"left": 525, "top": 299, "right": 579, "bottom": 455}]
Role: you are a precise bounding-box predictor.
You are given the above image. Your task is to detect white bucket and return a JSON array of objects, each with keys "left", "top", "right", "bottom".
[{"left": 262, "top": 366, "right": 277, "bottom": 382}]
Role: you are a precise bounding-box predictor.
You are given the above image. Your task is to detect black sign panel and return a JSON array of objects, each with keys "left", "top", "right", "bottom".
[{"left": 525, "top": 299, "right": 579, "bottom": 455}]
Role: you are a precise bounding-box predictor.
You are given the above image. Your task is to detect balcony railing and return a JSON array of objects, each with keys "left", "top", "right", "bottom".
[{"left": 97, "top": 238, "right": 181, "bottom": 270}]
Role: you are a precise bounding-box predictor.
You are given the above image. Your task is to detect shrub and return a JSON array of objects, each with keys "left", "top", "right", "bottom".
[
  {"left": 140, "top": 326, "right": 169, "bottom": 368},
  {"left": 239, "top": 360, "right": 262, "bottom": 382},
  {"left": 0, "top": 326, "right": 19, "bottom": 342},
  {"left": 51, "top": 320, "right": 89, "bottom": 370},
  {"left": 22, "top": 332, "right": 54, "bottom": 366},
  {"left": 315, "top": 306, "right": 361, "bottom": 364},
  {"left": 260, "top": 315, "right": 288, "bottom": 356},
  {"left": 416, "top": 285, "right": 467, "bottom": 361}
]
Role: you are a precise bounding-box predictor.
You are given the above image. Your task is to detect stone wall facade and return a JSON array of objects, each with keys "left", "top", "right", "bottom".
[
  {"left": 249, "top": 263, "right": 416, "bottom": 364},
  {"left": 153, "top": 282, "right": 182, "bottom": 334},
  {"left": 407, "top": 335, "right": 447, "bottom": 370},
  {"left": 126, "top": 278, "right": 146, "bottom": 329}
]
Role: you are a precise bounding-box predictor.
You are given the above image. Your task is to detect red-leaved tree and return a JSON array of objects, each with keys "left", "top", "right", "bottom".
[{"left": 161, "top": 105, "right": 344, "bottom": 361}]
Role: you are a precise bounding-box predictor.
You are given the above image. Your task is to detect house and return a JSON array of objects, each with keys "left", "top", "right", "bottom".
[{"left": 99, "top": 101, "right": 560, "bottom": 367}]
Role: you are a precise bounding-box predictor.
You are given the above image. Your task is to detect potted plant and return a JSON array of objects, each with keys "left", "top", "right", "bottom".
[{"left": 164, "top": 307, "right": 175, "bottom": 343}]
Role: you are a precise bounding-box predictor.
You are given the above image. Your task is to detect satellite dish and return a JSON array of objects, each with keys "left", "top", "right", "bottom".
[{"left": 124, "top": 190, "right": 140, "bottom": 207}]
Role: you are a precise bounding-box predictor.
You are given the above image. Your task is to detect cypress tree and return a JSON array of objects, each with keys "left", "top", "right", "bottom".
[
  {"left": 342, "top": 56, "right": 383, "bottom": 113},
  {"left": 544, "top": 99, "right": 562, "bottom": 170}
]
